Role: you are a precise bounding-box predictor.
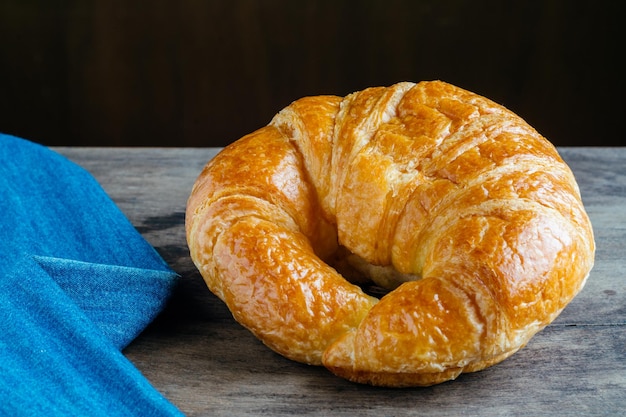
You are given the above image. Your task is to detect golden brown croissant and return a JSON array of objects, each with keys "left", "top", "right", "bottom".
[{"left": 186, "top": 80, "right": 595, "bottom": 387}]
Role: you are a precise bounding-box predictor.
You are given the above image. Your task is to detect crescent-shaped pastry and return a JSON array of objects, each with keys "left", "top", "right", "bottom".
[{"left": 186, "top": 81, "right": 595, "bottom": 386}]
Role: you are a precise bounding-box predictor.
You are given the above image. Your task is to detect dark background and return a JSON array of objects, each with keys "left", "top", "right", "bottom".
[{"left": 0, "top": 0, "right": 623, "bottom": 148}]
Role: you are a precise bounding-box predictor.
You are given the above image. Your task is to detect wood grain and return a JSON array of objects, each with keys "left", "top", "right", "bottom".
[
  {"left": 2, "top": 1, "right": 624, "bottom": 148},
  {"left": 55, "top": 147, "right": 626, "bottom": 416}
]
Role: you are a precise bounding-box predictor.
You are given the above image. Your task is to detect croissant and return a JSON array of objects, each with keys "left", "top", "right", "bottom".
[{"left": 186, "top": 80, "right": 595, "bottom": 387}]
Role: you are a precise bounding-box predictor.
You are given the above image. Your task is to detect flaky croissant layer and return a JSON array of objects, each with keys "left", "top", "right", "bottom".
[{"left": 186, "top": 81, "right": 595, "bottom": 387}]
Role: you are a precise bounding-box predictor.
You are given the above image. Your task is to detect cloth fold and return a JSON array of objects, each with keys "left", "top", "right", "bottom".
[
  {"left": 0, "top": 134, "right": 183, "bottom": 415},
  {"left": 33, "top": 255, "right": 178, "bottom": 349}
]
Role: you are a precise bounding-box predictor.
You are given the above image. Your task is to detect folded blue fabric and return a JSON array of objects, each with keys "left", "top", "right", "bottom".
[{"left": 0, "top": 134, "right": 183, "bottom": 416}]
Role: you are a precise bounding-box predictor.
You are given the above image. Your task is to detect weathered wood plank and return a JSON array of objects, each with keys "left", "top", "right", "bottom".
[
  {"left": 126, "top": 324, "right": 626, "bottom": 417},
  {"left": 55, "top": 147, "right": 626, "bottom": 416}
]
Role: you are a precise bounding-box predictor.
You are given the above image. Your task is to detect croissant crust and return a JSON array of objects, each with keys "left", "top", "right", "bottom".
[{"left": 186, "top": 81, "right": 595, "bottom": 387}]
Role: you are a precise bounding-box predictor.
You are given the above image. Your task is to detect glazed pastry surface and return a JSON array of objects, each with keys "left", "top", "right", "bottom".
[{"left": 186, "top": 81, "right": 595, "bottom": 386}]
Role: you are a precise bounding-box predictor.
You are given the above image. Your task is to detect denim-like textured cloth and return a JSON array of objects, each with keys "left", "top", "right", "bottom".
[{"left": 0, "top": 134, "right": 183, "bottom": 416}]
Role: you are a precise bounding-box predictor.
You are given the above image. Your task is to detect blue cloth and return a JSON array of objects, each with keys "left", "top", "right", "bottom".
[{"left": 0, "top": 134, "right": 183, "bottom": 416}]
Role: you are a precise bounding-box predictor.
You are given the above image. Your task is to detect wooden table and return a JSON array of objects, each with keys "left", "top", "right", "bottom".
[{"left": 56, "top": 147, "right": 625, "bottom": 416}]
